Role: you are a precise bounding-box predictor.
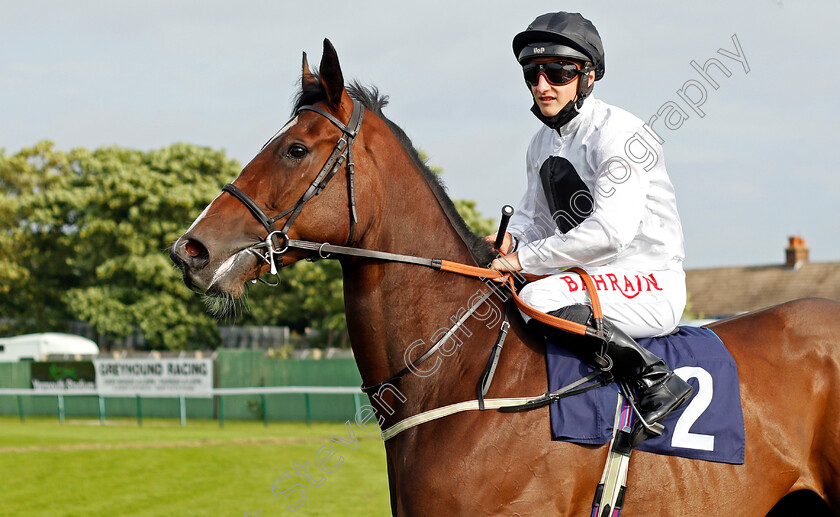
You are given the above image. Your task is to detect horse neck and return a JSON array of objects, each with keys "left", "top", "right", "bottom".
[{"left": 341, "top": 140, "right": 502, "bottom": 413}]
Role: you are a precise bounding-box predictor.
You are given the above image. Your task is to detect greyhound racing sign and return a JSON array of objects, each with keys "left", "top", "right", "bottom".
[{"left": 93, "top": 358, "right": 213, "bottom": 397}]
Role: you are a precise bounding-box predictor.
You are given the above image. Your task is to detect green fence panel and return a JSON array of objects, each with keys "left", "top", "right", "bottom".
[
  {"left": 216, "top": 351, "right": 363, "bottom": 422},
  {"left": 0, "top": 362, "right": 31, "bottom": 386},
  {"left": 0, "top": 362, "right": 32, "bottom": 415},
  {"left": 1, "top": 353, "right": 363, "bottom": 422},
  {"left": 216, "top": 351, "right": 362, "bottom": 387}
]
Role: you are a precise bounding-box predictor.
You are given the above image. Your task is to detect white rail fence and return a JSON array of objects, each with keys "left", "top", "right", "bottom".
[{"left": 0, "top": 386, "right": 364, "bottom": 427}]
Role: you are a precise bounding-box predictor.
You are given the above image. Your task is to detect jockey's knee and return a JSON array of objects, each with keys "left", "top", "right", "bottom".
[{"left": 518, "top": 279, "right": 580, "bottom": 323}]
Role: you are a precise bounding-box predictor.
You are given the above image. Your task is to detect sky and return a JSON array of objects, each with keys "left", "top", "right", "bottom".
[{"left": 1, "top": 0, "right": 838, "bottom": 269}]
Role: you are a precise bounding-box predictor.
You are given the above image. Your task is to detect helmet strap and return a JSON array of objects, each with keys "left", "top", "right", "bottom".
[
  {"left": 530, "top": 100, "right": 579, "bottom": 131},
  {"left": 575, "top": 66, "right": 594, "bottom": 108},
  {"left": 529, "top": 68, "right": 594, "bottom": 132}
]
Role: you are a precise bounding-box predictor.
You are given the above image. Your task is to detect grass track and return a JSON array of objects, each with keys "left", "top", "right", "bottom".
[{"left": 0, "top": 416, "right": 390, "bottom": 516}]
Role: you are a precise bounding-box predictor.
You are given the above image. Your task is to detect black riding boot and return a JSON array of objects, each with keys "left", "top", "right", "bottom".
[
  {"left": 599, "top": 318, "right": 693, "bottom": 425},
  {"left": 529, "top": 304, "right": 693, "bottom": 426}
]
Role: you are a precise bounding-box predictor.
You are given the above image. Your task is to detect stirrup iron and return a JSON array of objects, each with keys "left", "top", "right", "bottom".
[{"left": 618, "top": 380, "right": 664, "bottom": 438}]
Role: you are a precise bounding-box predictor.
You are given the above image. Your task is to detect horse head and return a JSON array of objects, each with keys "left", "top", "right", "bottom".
[{"left": 170, "top": 39, "right": 374, "bottom": 310}]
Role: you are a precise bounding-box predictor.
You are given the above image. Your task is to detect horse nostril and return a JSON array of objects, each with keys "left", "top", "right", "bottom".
[
  {"left": 185, "top": 240, "right": 204, "bottom": 258},
  {"left": 180, "top": 238, "right": 210, "bottom": 268}
]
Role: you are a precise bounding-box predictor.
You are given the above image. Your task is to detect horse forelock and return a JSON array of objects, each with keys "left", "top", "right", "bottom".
[{"left": 291, "top": 78, "right": 494, "bottom": 265}]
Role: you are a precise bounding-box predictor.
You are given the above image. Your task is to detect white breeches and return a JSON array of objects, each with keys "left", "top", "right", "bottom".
[{"left": 518, "top": 267, "right": 686, "bottom": 338}]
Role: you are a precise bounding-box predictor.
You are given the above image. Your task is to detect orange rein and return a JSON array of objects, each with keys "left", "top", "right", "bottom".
[{"left": 438, "top": 260, "right": 604, "bottom": 338}]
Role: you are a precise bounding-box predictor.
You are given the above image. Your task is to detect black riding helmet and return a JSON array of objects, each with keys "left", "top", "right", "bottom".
[
  {"left": 513, "top": 12, "right": 605, "bottom": 130},
  {"left": 512, "top": 12, "right": 605, "bottom": 79}
]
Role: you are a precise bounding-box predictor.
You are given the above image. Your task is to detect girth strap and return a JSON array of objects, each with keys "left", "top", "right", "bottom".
[
  {"left": 496, "top": 370, "right": 608, "bottom": 413},
  {"left": 379, "top": 371, "right": 608, "bottom": 441},
  {"left": 380, "top": 396, "right": 539, "bottom": 441}
]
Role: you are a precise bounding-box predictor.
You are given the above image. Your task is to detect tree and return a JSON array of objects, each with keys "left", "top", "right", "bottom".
[
  {"left": 0, "top": 173, "right": 29, "bottom": 297},
  {"left": 0, "top": 141, "right": 238, "bottom": 349},
  {"left": 452, "top": 198, "right": 497, "bottom": 238},
  {"left": 0, "top": 142, "right": 496, "bottom": 350}
]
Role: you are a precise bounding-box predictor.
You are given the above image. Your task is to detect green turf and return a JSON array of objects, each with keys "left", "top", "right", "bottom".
[{"left": 0, "top": 416, "right": 390, "bottom": 516}]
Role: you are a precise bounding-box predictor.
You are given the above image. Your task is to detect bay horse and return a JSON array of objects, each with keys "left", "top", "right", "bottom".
[{"left": 170, "top": 40, "right": 840, "bottom": 516}]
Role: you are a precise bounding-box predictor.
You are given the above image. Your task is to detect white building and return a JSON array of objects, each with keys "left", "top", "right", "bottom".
[{"left": 0, "top": 333, "right": 100, "bottom": 362}]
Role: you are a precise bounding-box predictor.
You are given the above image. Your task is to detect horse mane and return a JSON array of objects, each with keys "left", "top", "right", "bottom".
[{"left": 293, "top": 79, "right": 495, "bottom": 266}]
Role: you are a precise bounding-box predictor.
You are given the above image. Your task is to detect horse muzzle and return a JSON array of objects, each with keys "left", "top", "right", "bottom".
[{"left": 170, "top": 234, "right": 262, "bottom": 297}]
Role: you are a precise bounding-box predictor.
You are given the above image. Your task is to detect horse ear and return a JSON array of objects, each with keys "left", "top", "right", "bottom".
[
  {"left": 301, "top": 51, "right": 318, "bottom": 91},
  {"left": 318, "top": 38, "right": 345, "bottom": 109}
]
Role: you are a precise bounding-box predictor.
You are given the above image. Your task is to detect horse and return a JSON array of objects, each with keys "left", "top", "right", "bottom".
[{"left": 170, "top": 39, "right": 840, "bottom": 516}]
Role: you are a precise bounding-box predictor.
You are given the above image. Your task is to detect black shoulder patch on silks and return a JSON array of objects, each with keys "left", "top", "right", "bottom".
[{"left": 538, "top": 156, "right": 593, "bottom": 233}]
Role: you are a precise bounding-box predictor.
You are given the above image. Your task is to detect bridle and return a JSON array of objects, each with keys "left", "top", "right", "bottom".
[
  {"left": 221, "top": 98, "right": 365, "bottom": 276},
  {"left": 219, "top": 96, "right": 506, "bottom": 284}
]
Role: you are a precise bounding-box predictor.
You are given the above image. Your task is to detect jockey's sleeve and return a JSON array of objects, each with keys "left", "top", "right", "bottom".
[{"left": 516, "top": 132, "right": 650, "bottom": 274}]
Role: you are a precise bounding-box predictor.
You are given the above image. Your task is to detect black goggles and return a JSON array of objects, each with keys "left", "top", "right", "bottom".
[{"left": 522, "top": 60, "right": 583, "bottom": 86}]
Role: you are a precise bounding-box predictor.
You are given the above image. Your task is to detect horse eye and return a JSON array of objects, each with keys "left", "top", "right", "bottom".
[{"left": 287, "top": 144, "right": 308, "bottom": 159}]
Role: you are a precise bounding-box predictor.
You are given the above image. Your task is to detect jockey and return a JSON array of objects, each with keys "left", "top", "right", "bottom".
[{"left": 487, "top": 11, "right": 693, "bottom": 427}]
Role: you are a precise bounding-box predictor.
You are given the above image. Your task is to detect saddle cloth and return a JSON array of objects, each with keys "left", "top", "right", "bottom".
[{"left": 546, "top": 326, "right": 745, "bottom": 464}]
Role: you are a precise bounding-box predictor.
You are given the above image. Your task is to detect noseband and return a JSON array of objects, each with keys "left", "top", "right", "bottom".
[{"left": 221, "top": 99, "right": 364, "bottom": 276}]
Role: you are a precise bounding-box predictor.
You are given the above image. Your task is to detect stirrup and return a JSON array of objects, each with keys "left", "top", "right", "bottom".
[{"left": 618, "top": 380, "right": 664, "bottom": 440}]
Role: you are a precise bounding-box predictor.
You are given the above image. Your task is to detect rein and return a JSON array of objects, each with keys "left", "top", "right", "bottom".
[
  {"left": 255, "top": 235, "right": 606, "bottom": 339},
  {"left": 272, "top": 235, "right": 608, "bottom": 336}
]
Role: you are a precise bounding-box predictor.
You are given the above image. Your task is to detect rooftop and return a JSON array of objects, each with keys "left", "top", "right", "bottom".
[{"left": 685, "top": 236, "right": 840, "bottom": 318}]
